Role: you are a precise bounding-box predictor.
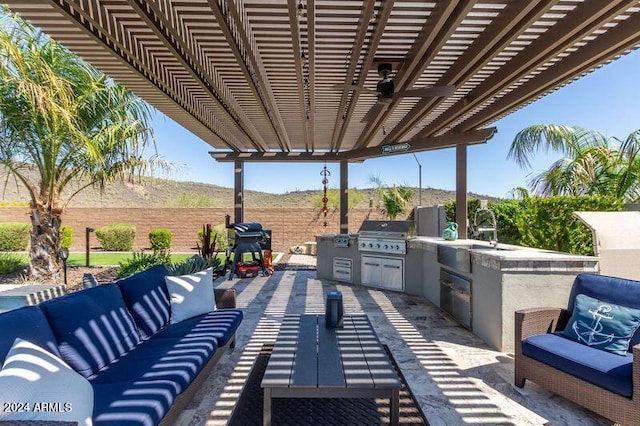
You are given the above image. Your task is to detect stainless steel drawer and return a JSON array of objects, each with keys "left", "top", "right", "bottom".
[{"left": 333, "top": 257, "right": 353, "bottom": 283}]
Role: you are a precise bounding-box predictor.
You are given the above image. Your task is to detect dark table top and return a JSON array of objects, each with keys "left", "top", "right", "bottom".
[{"left": 261, "top": 314, "right": 401, "bottom": 390}]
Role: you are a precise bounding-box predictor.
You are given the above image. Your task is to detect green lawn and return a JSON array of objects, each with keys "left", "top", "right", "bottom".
[
  {"left": 8, "top": 252, "right": 197, "bottom": 267},
  {"left": 72, "top": 253, "right": 196, "bottom": 266},
  {"left": 4, "top": 251, "right": 276, "bottom": 268}
]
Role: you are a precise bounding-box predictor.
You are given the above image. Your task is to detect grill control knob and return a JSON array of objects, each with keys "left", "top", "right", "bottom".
[
  {"left": 395, "top": 245, "right": 400, "bottom": 250},
  {"left": 376, "top": 243, "right": 381, "bottom": 248},
  {"left": 368, "top": 243, "right": 373, "bottom": 248},
  {"left": 384, "top": 244, "right": 389, "bottom": 249}
]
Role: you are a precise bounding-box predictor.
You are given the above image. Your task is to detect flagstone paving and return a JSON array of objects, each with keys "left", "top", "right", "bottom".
[{"left": 176, "top": 258, "right": 608, "bottom": 425}]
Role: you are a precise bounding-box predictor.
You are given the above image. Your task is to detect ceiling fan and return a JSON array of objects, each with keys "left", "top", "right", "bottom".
[{"left": 332, "top": 63, "right": 456, "bottom": 122}]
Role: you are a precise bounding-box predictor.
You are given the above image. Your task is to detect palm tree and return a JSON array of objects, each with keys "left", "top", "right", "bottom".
[
  {"left": 0, "top": 10, "right": 161, "bottom": 278},
  {"left": 508, "top": 125, "right": 640, "bottom": 201},
  {"left": 369, "top": 175, "right": 414, "bottom": 220}
]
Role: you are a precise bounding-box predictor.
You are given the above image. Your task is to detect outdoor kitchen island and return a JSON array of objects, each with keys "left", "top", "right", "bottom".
[{"left": 317, "top": 234, "right": 599, "bottom": 353}]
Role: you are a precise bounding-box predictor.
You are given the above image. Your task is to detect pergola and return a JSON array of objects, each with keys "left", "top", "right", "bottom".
[{"left": 8, "top": 0, "right": 640, "bottom": 232}]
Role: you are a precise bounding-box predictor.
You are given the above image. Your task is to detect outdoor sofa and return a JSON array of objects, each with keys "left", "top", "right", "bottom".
[
  {"left": 515, "top": 273, "right": 640, "bottom": 425},
  {"left": 0, "top": 264, "right": 242, "bottom": 425}
]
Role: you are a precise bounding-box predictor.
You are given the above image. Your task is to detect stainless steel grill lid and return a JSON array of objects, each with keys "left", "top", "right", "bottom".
[{"left": 358, "top": 220, "right": 415, "bottom": 239}]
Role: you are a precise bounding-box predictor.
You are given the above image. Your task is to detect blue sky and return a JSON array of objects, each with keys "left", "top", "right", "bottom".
[{"left": 152, "top": 49, "right": 640, "bottom": 198}]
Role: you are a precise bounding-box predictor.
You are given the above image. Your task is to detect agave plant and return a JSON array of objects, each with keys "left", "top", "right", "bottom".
[{"left": 168, "top": 255, "right": 222, "bottom": 276}]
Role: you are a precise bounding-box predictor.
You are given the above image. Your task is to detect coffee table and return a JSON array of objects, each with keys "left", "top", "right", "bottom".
[{"left": 261, "top": 314, "right": 401, "bottom": 426}]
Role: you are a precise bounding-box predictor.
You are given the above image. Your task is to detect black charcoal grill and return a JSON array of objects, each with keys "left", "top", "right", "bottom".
[{"left": 224, "top": 216, "right": 271, "bottom": 279}]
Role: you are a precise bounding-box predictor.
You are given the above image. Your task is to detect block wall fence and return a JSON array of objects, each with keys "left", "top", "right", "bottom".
[{"left": 0, "top": 207, "right": 386, "bottom": 252}]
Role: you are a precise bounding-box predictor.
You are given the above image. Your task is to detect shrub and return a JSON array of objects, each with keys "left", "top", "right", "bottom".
[
  {"left": 0, "top": 253, "right": 25, "bottom": 275},
  {"left": 96, "top": 223, "right": 136, "bottom": 251},
  {"left": 445, "top": 198, "right": 481, "bottom": 238},
  {"left": 445, "top": 195, "right": 623, "bottom": 255},
  {"left": 117, "top": 250, "right": 171, "bottom": 279},
  {"left": 488, "top": 200, "right": 522, "bottom": 245},
  {"left": 60, "top": 226, "right": 72, "bottom": 249},
  {"left": 516, "top": 195, "right": 622, "bottom": 255},
  {"left": 0, "top": 222, "right": 30, "bottom": 251},
  {"left": 198, "top": 224, "right": 229, "bottom": 251},
  {"left": 149, "top": 228, "right": 173, "bottom": 251}
]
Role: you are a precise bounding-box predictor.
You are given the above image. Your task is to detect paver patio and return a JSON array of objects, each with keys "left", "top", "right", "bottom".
[{"left": 175, "top": 255, "right": 608, "bottom": 426}]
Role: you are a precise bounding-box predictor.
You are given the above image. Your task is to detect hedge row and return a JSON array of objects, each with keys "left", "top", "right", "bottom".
[
  {"left": 0, "top": 222, "right": 228, "bottom": 253},
  {"left": 445, "top": 195, "right": 623, "bottom": 256}
]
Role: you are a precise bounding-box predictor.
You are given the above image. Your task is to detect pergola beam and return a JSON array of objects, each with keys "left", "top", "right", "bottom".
[
  {"left": 328, "top": 1, "right": 376, "bottom": 152},
  {"left": 127, "top": 0, "right": 267, "bottom": 151},
  {"left": 288, "top": 0, "right": 310, "bottom": 151},
  {"left": 209, "top": 128, "right": 495, "bottom": 162},
  {"left": 456, "top": 145, "right": 468, "bottom": 237},
  {"left": 308, "top": 0, "right": 316, "bottom": 152},
  {"left": 332, "top": 0, "right": 395, "bottom": 150},
  {"left": 379, "top": 0, "right": 556, "bottom": 146},
  {"left": 352, "top": 1, "right": 473, "bottom": 150},
  {"left": 25, "top": 0, "right": 242, "bottom": 151},
  {"left": 208, "top": 0, "right": 291, "bottom": 151},
  {"left": 418, "top": 0, "right": 637, "bottom": 138},
  {"left": 459, "top": 12, "right": 640, "bottom": 132},
  {"left": 340, "top": 161, "right": 349, "bottom": 234},
  {"left": 8, "top": 1, "right": 639, "bottom": 156}
]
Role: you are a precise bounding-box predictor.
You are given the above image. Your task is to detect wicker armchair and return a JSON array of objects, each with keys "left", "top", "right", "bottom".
[{"left": 515, "top": 272, "right": 640, "bottom": 426}]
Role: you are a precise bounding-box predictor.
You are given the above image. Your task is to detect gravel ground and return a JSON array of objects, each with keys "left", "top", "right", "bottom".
[{"left": 0, "top": 265, "right": 119, "bottom": 292}]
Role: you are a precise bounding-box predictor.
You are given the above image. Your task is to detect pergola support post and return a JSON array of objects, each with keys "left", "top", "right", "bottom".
[
  {"left": 456, "top": 145, "right": 467, "bottom": 238},
  {"left": 340, "top": 161, "right": 349, "bottom": 234},
  {"left": 234, "top": 160, "right": 244, "bottom": 224}
]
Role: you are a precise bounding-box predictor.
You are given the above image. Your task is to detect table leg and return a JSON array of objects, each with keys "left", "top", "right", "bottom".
[
  {"left": 390, "top": 388, "right": 399, "bottom": 426},
  {"left": 263, "top": 387, "right": 272, "bottom": 426}
]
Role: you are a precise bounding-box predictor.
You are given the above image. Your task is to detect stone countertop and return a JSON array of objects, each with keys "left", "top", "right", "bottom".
[
  {"left": 316, "top": 234, "right": 598, "bottom": 272},
  {"left": 408, "top": 237, "right": 599, "bottom": 273}
]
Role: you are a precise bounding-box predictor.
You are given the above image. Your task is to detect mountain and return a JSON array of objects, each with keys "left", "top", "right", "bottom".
[{"left": 0, "top": 169, "right": 497, "bottom": 208}]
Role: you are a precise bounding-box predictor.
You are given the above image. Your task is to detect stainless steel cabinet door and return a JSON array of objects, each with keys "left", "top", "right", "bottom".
[
  {"left": 381, "top": 257, "right": 404, "bottom": 291},
  {"left": 361, "top": 255, "right": 382, "bottom": 287}
]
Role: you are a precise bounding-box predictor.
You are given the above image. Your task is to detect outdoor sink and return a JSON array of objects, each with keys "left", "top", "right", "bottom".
[
  {"left": 437, "top": 244, "right": 472, "bottom": 273},
  {"left": 437, "top": 243, "right": 513, "bottom": 273}
]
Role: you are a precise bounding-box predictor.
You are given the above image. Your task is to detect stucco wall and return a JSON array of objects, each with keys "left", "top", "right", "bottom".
[{"left": 0, "top": 207, "right": 386, "bottom": 252}]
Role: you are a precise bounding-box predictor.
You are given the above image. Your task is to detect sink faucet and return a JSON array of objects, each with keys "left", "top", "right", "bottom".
[{"left": 472, "top": 203, "right": 498, "bottom": 247}]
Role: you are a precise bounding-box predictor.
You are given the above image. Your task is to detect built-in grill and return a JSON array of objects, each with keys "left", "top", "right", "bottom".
[{"left": 357, "top": 220, "right": 415, "bottom": 255}]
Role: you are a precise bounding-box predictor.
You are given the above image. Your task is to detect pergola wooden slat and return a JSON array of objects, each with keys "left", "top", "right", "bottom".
[{"left": 6, "top": 0, "right": 640, "bottom": 229}]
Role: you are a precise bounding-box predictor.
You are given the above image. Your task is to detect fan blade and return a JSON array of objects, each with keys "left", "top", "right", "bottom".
[
  {"left": 360, "top": 102, "right": 386, "bottom": 123},
  {"left": 331, "top": 83, "right": 378, "bottom": 96},
  {"left": 393, "top": 85, "right": 456, "bottom": 99}
]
